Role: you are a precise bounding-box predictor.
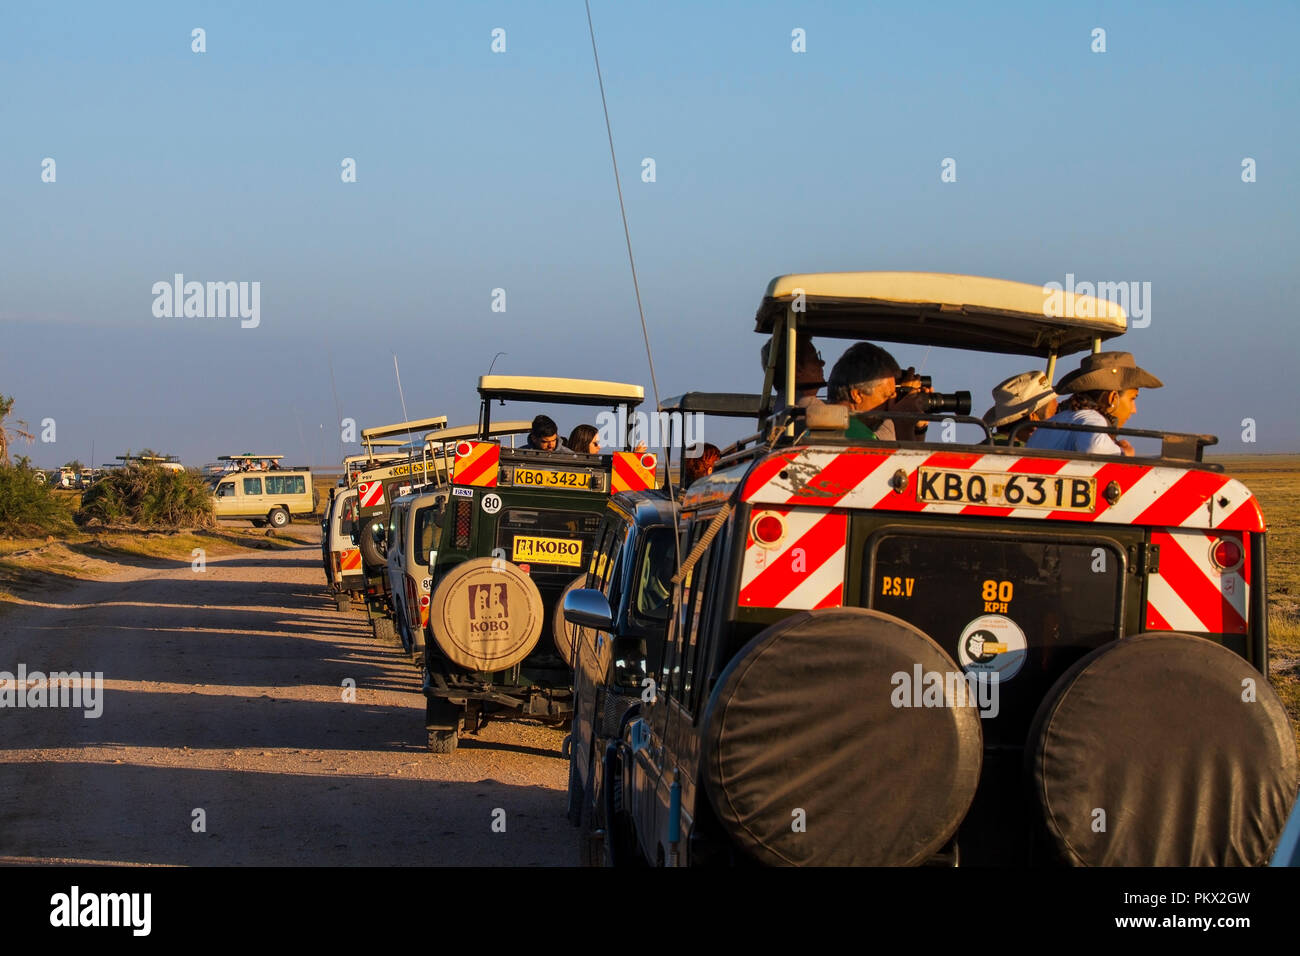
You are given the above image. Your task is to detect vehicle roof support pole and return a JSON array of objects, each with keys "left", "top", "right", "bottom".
[
  {"left": 1045, "top": 350, "right": 1058, "bottom": 384},
  {"left": 785, "top": 305, "right": 798, "bottom": 437}
]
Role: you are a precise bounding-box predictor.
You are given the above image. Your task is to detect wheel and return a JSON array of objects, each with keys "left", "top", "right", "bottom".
[
  {"left": 426, "top": 695, "right": 460, "bottom": 754},
  {"left": 427, "top": 728, "right": 458, "bottom": 754},
  {"left": 334, "top": 592, "right": 350, "bottom": 612},
  {"left": 268, "top": 507, "right": 290, "bottom": 529},
  {"left": 251, "top": 519, "right": 266, "bottom": 528},
  {"left": 372, "top": 615, "right": 398, "bottom": 644}
]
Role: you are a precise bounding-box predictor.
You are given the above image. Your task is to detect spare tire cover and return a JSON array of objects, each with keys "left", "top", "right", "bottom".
[
  {"left": 357, "top": 517, "right": 386, "bottom": 567},
  {"left": 1028, "top": 632, "right": 1299, "bottom": 866},
  {"left": 552, "top": 575, "right": 586, "bottom": 669},
  {"left": 702, "top": 608, "right": 983, "bottom": 866},
  {"left": 429, "top": 557, "right": 544, "bottom": 672}
]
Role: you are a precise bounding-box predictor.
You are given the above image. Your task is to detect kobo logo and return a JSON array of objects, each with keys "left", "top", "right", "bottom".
[{"left": 468, "top": 582, "right": 509, "bottom": 633}]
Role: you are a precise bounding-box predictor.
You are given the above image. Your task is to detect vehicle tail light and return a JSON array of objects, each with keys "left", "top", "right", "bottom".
[
  {"left": 1210, "top": 537, "right": 1243, "bottom": 572},
  {"left": 750, "top": 511, "right": 786, "bottom": 548},
  {"left": 640, "top": 453, "right": 656, "bottom": 470},
  {"left": 453, "top": 498, "right": 473, "bottom": 549}
]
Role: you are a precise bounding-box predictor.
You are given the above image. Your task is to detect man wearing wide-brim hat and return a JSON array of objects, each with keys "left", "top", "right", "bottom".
[
  {"left": 983, "top": 371, "right": 1058, "bottom": 445},
  {"left": 1025, "top": 351, "right": 1163, "bottom": 456}
]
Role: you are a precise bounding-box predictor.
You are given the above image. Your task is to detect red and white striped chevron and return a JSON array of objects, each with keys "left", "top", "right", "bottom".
[
  {"left": 738, "top": 508, "right": 847, "bottom": 610},
  {"left": 1145, "top": 529, "right": 1249, "bottom": 634},
  {"left": 737, "top": 448, "right": 1264, "bottom": 532},
  {"left": 358, "top": 480, "right": 384, "bottom": 509}
]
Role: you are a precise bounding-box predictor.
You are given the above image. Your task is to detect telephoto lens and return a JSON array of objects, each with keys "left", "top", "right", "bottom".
[{"left": 918, "top": 391, "right": 972, "bottom": 416}]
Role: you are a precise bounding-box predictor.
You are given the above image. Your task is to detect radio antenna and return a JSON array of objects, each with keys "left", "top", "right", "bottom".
[{"left": 585, "top": 0, "right": 683, "bottom": 564}]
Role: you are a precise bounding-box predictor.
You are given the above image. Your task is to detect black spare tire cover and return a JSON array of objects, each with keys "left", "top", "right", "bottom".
[
  {"left": 1028, "top": 632, "right": 1299, "bottom": 866},
  {"left": 357, "top": 517, "right": 386, "bottom": 567},
  {"left": 701, "top": 608, "right": 983, "bottom": 866}
]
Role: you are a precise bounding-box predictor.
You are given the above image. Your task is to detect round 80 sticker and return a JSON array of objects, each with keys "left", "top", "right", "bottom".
[
  {"left": 481, "top": 493, "right": 502, "bottom": 514},
  {"left": 957, "top": 614, "right": 1028, "bottom": 681}
]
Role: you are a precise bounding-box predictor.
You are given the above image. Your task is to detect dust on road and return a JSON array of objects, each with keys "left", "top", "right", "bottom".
[{"left": 0, "top": 527, "right": 574, "bottom": 865}]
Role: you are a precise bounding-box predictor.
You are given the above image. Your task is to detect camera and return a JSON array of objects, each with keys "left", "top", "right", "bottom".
[{"left": 918, "top": 391, "right": 972, "bottom": 415}]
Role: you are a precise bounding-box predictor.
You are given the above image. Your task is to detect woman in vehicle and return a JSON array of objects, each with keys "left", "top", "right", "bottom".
[
  {"left": 1025, "top": 351, "right": 1163, "bottom": 456},
  {"left": 567, "top": 424, "right": 600, "bottom": 454}
]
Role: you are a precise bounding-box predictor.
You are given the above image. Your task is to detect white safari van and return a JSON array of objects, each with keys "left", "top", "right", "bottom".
[{"left": 211, "top": 456, "right": 315, "bottom": 527}]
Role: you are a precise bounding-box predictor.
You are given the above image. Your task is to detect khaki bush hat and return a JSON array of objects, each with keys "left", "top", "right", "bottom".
[
  {"left": 983, "top": 371, "right": 1058, "bottom": 427},
  {"left": 1056, "top": 351, "right": 1164, "bottom": 394}
]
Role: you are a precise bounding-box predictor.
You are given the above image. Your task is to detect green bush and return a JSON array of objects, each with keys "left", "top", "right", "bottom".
[
  {"left": 77, "top": 466, "right": 216, "bottom": 530},
  {"left": 0, "top": 462, "right": 76, "bottom": 536}
]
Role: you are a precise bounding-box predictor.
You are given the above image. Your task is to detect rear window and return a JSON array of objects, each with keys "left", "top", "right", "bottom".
[
  {"left": 414, "top": 505, "right": 439, "bottom": 558},
  {"left": 497, "top": 507, "right": 604, "bottom": 575}
]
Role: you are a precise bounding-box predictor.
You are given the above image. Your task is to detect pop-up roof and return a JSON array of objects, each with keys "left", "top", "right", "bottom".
[
  {"left": 360, "top": 416, "right": 449, "bottom": 442},
  {"left": 477, "top": 375, "right": 644, "bottom": 407},
  {"left": 659, "top": 392, "right": 763, "bottom": 418},
  {"left": 755, "top": 272, "right": 1127, "bottom": 357}
]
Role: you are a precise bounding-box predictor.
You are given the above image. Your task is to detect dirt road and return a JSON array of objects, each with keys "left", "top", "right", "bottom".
[{"left": 0, "top": 528, "right": 573, "bottom": 865}]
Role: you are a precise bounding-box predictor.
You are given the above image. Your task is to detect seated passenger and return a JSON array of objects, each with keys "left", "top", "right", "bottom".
[
  {"left": 826, "top": 343, "right": 925, "bottom": 441},
  {"left": 761, "top": 330, "right": 827, "bottom": 410},
  {"left": 983, "top": 372, "right": 1058, "bottom": 445},
  {"left": 567, "top": 424, "right": 600, "bottom": 455},
  {"left": 524, "top": 415, "right": 565, "bottom": 452},
  {"left": 1025, "top": 352, "right": 1163, "bottom": 456},
  {"left": 681, "top": 443, "right": 721, "bottom": 488}
]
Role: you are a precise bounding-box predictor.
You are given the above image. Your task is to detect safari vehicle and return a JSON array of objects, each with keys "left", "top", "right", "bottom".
[
  {"left": 210, "top": 455, "right": 315, "bottom": 528},
  {"left": 384, "top": 488, "right": 449, "bottom": 663},
  {"left": 420, "top": 376, "right": 659, "bottom": 754},
  {"left": 353, "top": 417, "right": 449, "bottom": 633},
  {"left": 564, "top": 392, "right": 763, "bottom": 862},
  {"left": 321, "top": 486, "right": 362, "bottom": 611},
  {"left": 596, "top": 272, "right": 1298, "bottom": 867},
  {"left": 353, "top": 419, "right": 530, "bottom": 637}
]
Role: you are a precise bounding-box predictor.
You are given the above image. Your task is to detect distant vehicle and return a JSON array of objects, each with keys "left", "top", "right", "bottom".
[
  {"left": 384, "top": 488, "right": 449, "bottom": 664},
  {"left": 115, "top": 454, "right": 184, "bottom": 472},
  {"left": 321, "top": 486, "right": 363, "bottom": 611},
  {"left": 351, "top": 416, "right": 450, "bottom": 636},
  {"left": 212, "top": 465, "right": 314, "bottom": 528},
  {"left": 595, "top": 271, "right": 1297, "bottom": 867},
  {"left": 419, "top": 376, "right": 657, "bottom": 754}
]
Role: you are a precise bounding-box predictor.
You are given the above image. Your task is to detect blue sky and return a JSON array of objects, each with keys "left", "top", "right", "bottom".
[{"left": 2, "top": 0, "right": 1296, "bottom": 467}]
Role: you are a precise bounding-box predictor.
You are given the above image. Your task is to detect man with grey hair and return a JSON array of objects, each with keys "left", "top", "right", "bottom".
[{"left": 827, "top": 342, "right": 925, "bottom": 440}]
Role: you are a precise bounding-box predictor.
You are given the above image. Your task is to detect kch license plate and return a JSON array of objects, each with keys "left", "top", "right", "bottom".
[
  {"left": 916, "top": 468, "right": 1097, "bottom": 512},
  {"left": 511, "top": 535, "right": 585, "bottom": 566},
  {"left": 513, "top": 467, "right": 592, "bottom": 489}
]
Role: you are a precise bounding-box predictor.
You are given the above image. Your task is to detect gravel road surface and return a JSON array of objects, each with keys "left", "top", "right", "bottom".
[{"left": 0, "top": 528, "right": 573, "bottom": 865}]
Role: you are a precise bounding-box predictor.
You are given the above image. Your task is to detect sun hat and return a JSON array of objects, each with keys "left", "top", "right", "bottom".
[
  {"left": 1055, "top": 351, "right": 1163, "bottom": 394},
  {"left": 983, "top": 371, "right": 1058, "bottom": 427}
]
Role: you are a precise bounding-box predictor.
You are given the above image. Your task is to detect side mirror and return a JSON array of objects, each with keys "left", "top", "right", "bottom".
[{"left": 564, "top": 588, "right": 613, "bottom": 631}]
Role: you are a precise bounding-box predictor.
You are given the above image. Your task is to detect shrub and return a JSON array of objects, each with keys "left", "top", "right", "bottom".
[
  {"left": 77, "top": 465, "right": 216, "bottom": 530},
  {"left": 0, "top": 461, "right": 76, "bottom": 536}
]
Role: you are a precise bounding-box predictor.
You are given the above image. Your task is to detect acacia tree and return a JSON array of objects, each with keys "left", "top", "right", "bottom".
[{"left": 0, "top": 394, "right": 34, "bottom": 465}]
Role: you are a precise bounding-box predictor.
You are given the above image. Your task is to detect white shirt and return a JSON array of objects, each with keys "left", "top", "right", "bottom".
[{"left": 1024, "top": 408, "right": 1122, "bottom": 455}]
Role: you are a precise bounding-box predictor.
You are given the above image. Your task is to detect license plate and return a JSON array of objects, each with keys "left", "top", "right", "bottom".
[
  {"left": 511, "top": 535, "right": 585, "bottom": 566},
  {"left": 513, "top": 467, "right": 591, "bottom": 489},
  {"left": 916, "top": 468, "right": 1097, "bottom": 512}
]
